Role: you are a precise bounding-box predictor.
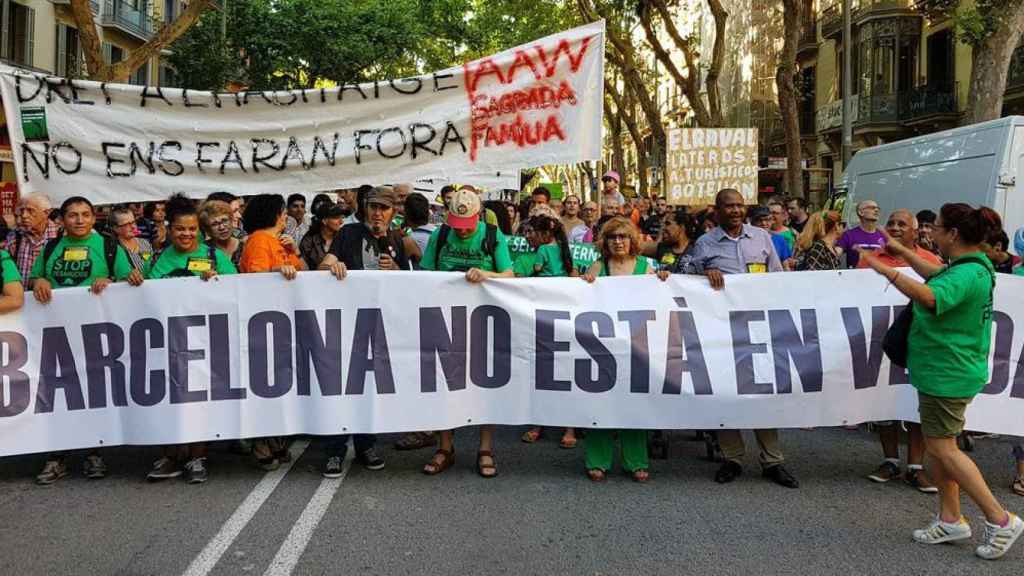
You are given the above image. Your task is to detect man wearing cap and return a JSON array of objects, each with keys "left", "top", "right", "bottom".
[
  {"left": 601, "top": 171, "right": 626, "bottom": 210},
  {"left": 750, "top": 205, "right": 793, "bottom": 263},
  {"left": 316, "top": 186, "right": 411, "bottom": 478},
  {"left": 418, "top": 187, "right": 514, "bottom": 478}
]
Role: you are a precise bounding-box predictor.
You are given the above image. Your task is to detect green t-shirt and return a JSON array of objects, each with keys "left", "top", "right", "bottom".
[
  {"left": 146, "top": 243, "right": 237, "bottom": 279},
  {"left": 30, "top": 232, "right": 134, "bottom": 288},
  {"left": 513, "top": 252, "right": 537, "bottom": 278},
  {"left": 0, "top": 250, "right": 21, "bottom": 286},
  {"left": 907, "top": 252, "right": 994, "bottom": 398},
  {"left": 420, "top": 222, "right": 513, "bottom": 273},
  {"left": 778, "top": 228, "right": 796, "bottom": 251},
  {"left": 534, "top": 243, "right": 569, "bottom": 277}
]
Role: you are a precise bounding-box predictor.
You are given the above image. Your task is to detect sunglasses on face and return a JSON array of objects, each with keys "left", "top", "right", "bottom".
[{"left": 606, "top": 233, "right": 630, "bottom": 242}]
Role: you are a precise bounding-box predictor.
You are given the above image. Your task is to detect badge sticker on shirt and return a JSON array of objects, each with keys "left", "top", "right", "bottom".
[
  {"left": 746, "top": 262, "right": 767, "bottom": 274},
  {"left": 186, "top": 258, "right": 212, "bottom": 272},
  {"left": 63, "top": 247, "right": 89, "bottom": 261},
  {"left": 661, "top": 254, "right": 677, "bottom": 266}
]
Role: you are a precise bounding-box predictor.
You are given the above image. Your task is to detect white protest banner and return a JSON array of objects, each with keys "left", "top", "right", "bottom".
[
  {"left": 666, "top": 127, "right": 759, "bottom": 205},
  {"left": 0, "top": 22, "right": 604, "bottom": 205},
  {"left": 1, "top": 269, "right": 1023, "bottom": 457}
]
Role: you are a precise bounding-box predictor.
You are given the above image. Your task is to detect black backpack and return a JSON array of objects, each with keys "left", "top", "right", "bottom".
[
  {"left": 882, "top": 256, "right": 995, "bottom": 367},
  {"left": 433, "top": 223, "right": 498, "bottom": 271},
  {"left": 42, "top": 232, "right": 120, "bottom": 280}
]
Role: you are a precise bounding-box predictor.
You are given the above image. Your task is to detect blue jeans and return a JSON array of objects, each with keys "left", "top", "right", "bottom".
[
  {"left": 1013, "top": 443, "right": 1024, "bottom": 463},
  {"left": 323, "top": 434, "right": 375, "bottom": 458}
]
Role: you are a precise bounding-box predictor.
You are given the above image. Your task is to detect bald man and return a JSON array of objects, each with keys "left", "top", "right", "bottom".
[{"left": 3, "top": 193, "right": 59, "bottom": 287}]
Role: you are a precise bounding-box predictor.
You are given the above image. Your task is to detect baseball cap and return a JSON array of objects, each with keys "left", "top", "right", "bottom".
[
  {"left": 748, "top": 206, "right": 771, "bottom": 220},
  {"left": 602, "top": 171, "right": 620, "bottom": 183},
  {"left": 366, "top": 186, "right": 399, "bottom": 208},
  {"left": 447, "top": 188, "right": 482, "bottom": 229}
]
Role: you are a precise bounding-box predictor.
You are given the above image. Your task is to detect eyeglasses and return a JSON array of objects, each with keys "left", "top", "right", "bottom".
[
  {"left": 606, "top": 233, "right": 630, "bottom": 242},
  {"left": 209, "top": 218, "right": 232, "bottom": 229},
  {"left": 115, "top": 220, "right": 136, "bottom": 228}
]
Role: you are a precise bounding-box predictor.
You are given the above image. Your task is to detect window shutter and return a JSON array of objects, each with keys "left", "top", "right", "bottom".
[
  {"left": 102, "top": 42, "right": 112, "bottom": 64},
  {"left": 0, "top": 1, "right": 9, "bottom": 61},
  {"left": 56, "top": 23, "right": 67, "bottom": 77},
  {"left": 25, "top": 7, "right": 34, "bottom": 67}
]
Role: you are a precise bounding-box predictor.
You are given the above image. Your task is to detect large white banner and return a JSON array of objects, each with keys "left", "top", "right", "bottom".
[
  {"left": 1, "top": 269, "right": 1023, "bottom": 457},
  {"left": 0, "top": 22, "right": 604, "bottom": 205}
]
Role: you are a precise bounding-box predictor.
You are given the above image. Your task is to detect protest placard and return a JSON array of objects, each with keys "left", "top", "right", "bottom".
[{"left": 666, "top": 127, "right": 758, "bottom": 205}]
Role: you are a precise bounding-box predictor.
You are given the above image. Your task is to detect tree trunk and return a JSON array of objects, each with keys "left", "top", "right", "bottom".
[
  {"left": 578, "top": 0, "right": 666, "bottom": 150},
  {"left": 776, "top": 0, "right": 804, "bottom": 198},
  {"left": 605, "top": 79, "right": 648, "bottom": 201},
  {"left": 648, "top": 0, "right": 728, "bottom": 127},
  {"left": 965, "top": 6, "right": 1024, "bottom": 124},
  {"left": 603, "top": 98, "right": 626, "bottom": 190},
  {"left": 68, "top": 0, "right": 214, "bottom": 81}
]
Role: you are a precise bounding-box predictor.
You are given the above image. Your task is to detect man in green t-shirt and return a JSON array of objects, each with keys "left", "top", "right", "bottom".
[
  {"left": 420, "top": 188, "right": 514, "bottom": 281},
  {"left": 30, "top": 196, "right": 142, "bottom": 305},
  {"left": 0, "top": 250, "right": 24, "bottom": 314},
  {"left": 32, "top": 196, "right": 143, "bottom": 487},
  {"left": 418, "top": 187, "right": 511, "bottom": 480}
]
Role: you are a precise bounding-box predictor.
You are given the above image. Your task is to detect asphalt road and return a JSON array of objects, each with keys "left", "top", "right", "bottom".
[{"left": 1, "top": 426, "right": 1022, "bottom": 575}]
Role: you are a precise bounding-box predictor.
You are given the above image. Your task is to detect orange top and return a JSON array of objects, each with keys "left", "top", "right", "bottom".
[
  {"left": 239, "top": 229, "right": 304, "bottom": 273},
  {"left": 857, "top": 245, "right": 942, "bottom": 269}
]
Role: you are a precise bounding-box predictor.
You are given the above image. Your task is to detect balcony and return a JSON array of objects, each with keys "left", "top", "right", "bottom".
[
  {"left": 798, "top": 17, "right": 818, "bottom": 55},
  {"left": 853, "top": 0, "right": 915, "bottom": 21},
  {"left": 102, "top": 0, "right": 153, "bottom": 41},
  {"left": 899, "top": 85, "right": 959, "bottom": 122},
  {"left": 816, "top": 96, "right": 860, "bottom": 132},
  {"left": 821, "top": 3, "right": 842, "bottom": 39},
  {"left": 857, "top": 92, "right": 900, "bottom": 124}
]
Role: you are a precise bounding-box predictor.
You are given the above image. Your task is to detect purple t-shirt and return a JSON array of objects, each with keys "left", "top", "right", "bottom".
[{"left": 838, "top": 226, "right": 886, "bottom": 268}]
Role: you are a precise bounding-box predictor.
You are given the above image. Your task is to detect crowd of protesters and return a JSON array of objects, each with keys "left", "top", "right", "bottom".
[{"left": 1, "top": 169, "right": 1023, "bottom": 560}]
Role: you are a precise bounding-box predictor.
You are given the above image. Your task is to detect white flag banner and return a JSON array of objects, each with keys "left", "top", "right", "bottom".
[
  {"left": 0, "top": 22, "right": 604, "bottom": 205},
  {"left": 0, "top": 269, "right": 1022, "bottom": 457}
]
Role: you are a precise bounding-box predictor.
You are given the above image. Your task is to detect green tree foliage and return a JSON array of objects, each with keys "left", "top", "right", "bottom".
[{"left": 167, "top": 0, "right": 575, "bottom": 91}]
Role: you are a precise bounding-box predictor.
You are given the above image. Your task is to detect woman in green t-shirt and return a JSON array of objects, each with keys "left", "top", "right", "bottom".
[
  {"left": 144, "top": 194, "right": 236, "bottom": 485},
  {"left": 517, "top": 215, "right": 579, "bottom": 449},
  {"left": 0, "top": 250, "right": 24, "bottom": 314},
  {"left": 861, "top": 203, "right": 1023, "bottom": 560},
  {"left": 580, "top": 217, "right": 667, "bottom": 483}
]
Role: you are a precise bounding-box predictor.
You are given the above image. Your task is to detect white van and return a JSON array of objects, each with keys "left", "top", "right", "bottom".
[{"left": 829, "top": 116, "right": 1024, "bottom": 243}]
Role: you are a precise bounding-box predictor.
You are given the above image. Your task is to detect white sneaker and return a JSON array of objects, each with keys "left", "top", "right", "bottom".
[
  {"left": 976, "top": 513, "right": 1024, "bottom": 560},
  {"left": 913, "top": 516, "right": 972, "bottom": 544}
]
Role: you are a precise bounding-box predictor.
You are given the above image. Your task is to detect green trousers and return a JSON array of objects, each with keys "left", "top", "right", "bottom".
[{"left": 584, "top": 429, "right": 649, "bottom": 472}]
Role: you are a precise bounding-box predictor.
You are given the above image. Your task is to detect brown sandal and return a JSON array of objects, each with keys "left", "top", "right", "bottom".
[
  {"left": 587, "top": 468, "right": 606, "bottom": 482},
  {"left": 521, "top": 428, "right": 542, "bottom": 443},
  {"left": 1013, "top": 475, "right": 1024, "bottom": 496},
  {"left": 632, "top": 469, "right": 650, "bottom": 483},
  {"left": 422, "top": 449, "right": 454, "bottom": 475},
  {"left": 477, "top": 450, "right": 498, "bottom": 478}
]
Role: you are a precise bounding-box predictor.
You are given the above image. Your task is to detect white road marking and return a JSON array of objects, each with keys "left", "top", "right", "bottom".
[
  {"left": 182, "top": 439, "right": 311, "bottom": 576},
  {"left": 262, "top": 451, "right": 354, "bottom": 576}
]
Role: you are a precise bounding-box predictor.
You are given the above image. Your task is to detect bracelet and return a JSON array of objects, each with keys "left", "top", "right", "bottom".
[{"left": 888, "top": 270, "right": 900, "bottom": 284}]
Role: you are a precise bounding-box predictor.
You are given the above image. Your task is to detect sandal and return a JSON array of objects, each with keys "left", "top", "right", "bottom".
[
  {"left": 559, "top": 434, "right": 577, "bottom": 449},
  {"left": 422, "top": 449, "right": 455, "bottom": 475},
  {"left": 477, "top": 450, "right": 498, "bottom": 478},
  {"left": 586, "top": 468, "right": 606, "bottom": 482},
  {"left": 632, "top": 469, "right": 650, "bottom": 483},
  {"left": 521, "top": 428, "right": 542, "bottom": 444},
  {"left": 395, "top": 432, "right": 436, "bottom": 451},
  {"left": 1013, "top": 475, "right": 1024, "bottom": 496}
]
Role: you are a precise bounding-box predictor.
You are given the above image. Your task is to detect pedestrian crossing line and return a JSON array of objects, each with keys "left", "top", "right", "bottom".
[
  {"left": 262, "top": 451, "right": 354, "bottom": 576},
  {"left": 182, "top": 439, "right": 312, "bottom": 576}
]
